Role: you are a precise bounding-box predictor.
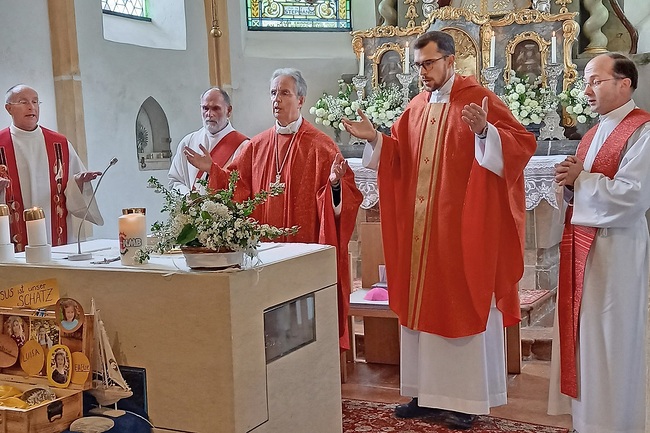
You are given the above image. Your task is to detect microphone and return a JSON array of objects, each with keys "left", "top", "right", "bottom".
[{"left": 68, "top": 157, "right": 118, "bottom": 261}]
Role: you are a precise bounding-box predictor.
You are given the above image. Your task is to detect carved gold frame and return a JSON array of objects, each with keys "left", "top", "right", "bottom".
[{"left": 504, "top": 31, "right": 550, "bottom": 85}]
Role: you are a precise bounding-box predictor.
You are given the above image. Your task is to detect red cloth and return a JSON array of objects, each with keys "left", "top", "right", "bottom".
[
  {"left": 558, "top": 108, "right": 650, "bottom": 398},
  {"left": 0, "top": 127, "right": 70, "bottom": 252},
  {"left": 208, "top": 120, "right": 362, "bottom": 350},
  {"left": 378, "top": 75, "right": 536, "bottom": 338},
  {"left": 194, "top": 130, "right": 248, "bottom": 182}
]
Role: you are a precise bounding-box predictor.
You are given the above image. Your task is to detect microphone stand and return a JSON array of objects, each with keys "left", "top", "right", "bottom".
[{"left": 68, "top": 158, "right": 118, "bottom": 261}]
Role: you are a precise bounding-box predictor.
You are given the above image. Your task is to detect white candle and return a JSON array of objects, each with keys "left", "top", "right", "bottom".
[
  {"left": 403, "top": 43, "right": 410, "bottom": 74},
  {"left": 489, "top": 33, "right": 496, "bottom": 67},
  {"left": 119, "top": 210, "right": 146, "bottom": 265},
  {"left": 358, "top": 49, "right": 365, "bottom": 76},
  {"left": 0, "top": 205, "right": 9, "bottom": 245},
  {"left": 24, "top": 207, "right": 47, "bottom": 246},
  {"left": 551, "top": 31, "right": 557, "bottom": 63}
]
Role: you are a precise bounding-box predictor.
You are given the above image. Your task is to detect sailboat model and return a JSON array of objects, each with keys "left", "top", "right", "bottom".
[{"left": 87, "top": 300, "right": 133, "bottom": 407}]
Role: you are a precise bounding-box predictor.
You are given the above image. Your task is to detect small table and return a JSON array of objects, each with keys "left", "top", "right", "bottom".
[{"left": 348, "top": 289, "right": 400, "bottom": 365}]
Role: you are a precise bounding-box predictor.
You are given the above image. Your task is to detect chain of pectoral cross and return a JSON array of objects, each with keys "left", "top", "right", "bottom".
[{"left": 271, "top": 131, "right": 298, "bottom": 189}]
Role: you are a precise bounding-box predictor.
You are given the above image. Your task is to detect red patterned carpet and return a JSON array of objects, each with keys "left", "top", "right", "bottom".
[{"left": 342, "top": 399, "right": 569, "bottom": 433}]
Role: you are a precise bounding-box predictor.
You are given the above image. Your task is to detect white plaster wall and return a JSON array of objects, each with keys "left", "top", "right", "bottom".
[{"left": 625, "top": 0, "right": 650, "bottom": 53}]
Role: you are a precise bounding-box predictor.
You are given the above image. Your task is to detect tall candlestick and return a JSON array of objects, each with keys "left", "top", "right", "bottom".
[
  {"left": 403, "top": 43, "right": 410, "bottom": 74},
  {"left": 489, "top": 33, "right": 496, "bottom": 67},
  {"left": 551, "top": 31, "right": 557, "bottom": 63},
  {"left": 0, "top": 204, "right": 9, "bottom": 245},
  {"left": 24, "top": 207, "right": 47, "bottom": 246},
  {"left": 119, "top": 208, "right": 147, "bottom": 265},
  {"left": 358, "top": 49, "right": 365, "bottom": 76}
]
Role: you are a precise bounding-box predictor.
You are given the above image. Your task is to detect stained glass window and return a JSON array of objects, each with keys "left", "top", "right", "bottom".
[
  {"left": 247, "top": 0, "right": 351, "bottom": 31},
  {"left": 102, "top": 0, "right": 149, "bottom": 20}
]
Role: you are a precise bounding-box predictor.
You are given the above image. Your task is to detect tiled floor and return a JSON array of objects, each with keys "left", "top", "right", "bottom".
[{"left": 341, "top": 359, "right": 573, "bottom": 430}]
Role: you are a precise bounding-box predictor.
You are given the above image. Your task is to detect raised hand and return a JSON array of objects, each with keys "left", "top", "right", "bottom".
[
  {"left": 74, "top": 171, "right": 103, "bottom": 191},
  {"left": 184, "top": 144, "right": 213, "bottom": 172},
  {"left": 341, "top": 109, "right": 378, "bottom": 142},
  {"left": 329, "top": 153, "right": 348, "bottom": 187},
  {"left": 461, "top": 96, "right": 489, "bottom": 135}
]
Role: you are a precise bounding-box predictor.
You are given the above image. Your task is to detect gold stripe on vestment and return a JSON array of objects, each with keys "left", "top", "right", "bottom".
[{"left": 408, "top": 103, "right": 449, "bottom": 328}]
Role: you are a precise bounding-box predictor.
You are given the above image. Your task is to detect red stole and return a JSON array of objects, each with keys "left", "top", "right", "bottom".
[
  {"left": 194, "top": 130, "right": 248, "bottom": 183},
  {"left": 0, "top": 127, "right": 70, "bottom": 251},
  {"left": 558, "top": 108, "right": 650, "bottom": 398}
]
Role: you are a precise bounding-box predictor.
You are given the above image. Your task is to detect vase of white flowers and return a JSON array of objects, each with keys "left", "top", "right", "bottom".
[
  {"left": 362, "top": 83, "right": 404, "bottom": 133},
  {"left": 500, "top": 72, "right": 556, "bottom": 136},
  {"left": 310, "top": 79, "right": 362, "bottom": 136},
  {"left": 136, "top": 172, "right": 299, "bottom": 268},
  {"left": 558, "top": 77, "right": 598, "bottom": 138}
]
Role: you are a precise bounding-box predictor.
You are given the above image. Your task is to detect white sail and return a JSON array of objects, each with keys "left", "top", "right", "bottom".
[{"left": 88, "top": 299, "right": 132, "bottom": 407}]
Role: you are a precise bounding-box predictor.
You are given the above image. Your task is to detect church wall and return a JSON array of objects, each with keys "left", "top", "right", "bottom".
[{"left": 625, "top": 0, "right": 650, "bottom": 53}]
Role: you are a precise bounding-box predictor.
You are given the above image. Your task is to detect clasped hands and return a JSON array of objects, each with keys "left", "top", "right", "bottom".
[{"left": 554, "top": 156, "right": 583, "bottom": 187}]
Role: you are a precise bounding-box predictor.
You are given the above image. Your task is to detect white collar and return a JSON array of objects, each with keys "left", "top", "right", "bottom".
[
  {"left": 276, "top": 116, "right": 303, "bottom": 135},
  {"left": 206, "top": 121, "right": 234, "bottom": 140},
  {"left": 10, "top": 123, "right": 42, "bottom": 137},
  {"left": 429, "top": 74, "right": 455, "bottom": 103},
  {"left": 599, "top": 99, "right": 636, "bottom": 124}
]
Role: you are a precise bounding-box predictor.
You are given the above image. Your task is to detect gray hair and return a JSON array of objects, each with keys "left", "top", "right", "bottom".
[
  {"left": 270, "top": 68, "right": 307, "bottom": 98},
  {"left": 200, "top": 87, "right": 232, "bottom": 107},
  {"left": 4, "top": 84, "right": 33, "bottom": 104}
]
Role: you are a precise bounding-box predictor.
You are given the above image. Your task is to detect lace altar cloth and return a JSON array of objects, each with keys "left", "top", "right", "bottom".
[{"left": 347, "top": 158, "right": 379, "bottom": 210}]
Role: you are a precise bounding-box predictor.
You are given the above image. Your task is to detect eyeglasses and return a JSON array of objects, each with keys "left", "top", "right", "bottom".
[
  {"left": 410, "top": 56, "right": 448, "bottom": 73},
  {"left": 7, "top": 99, "right": 41, "bottom": 106},
  {"left": 582, "top": 78, "right": 621, "bottom": 90}
]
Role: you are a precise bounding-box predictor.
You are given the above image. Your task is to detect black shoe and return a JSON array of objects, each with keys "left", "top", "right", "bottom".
[
  {"left": 441, "top": 411, "right": 476, "bottom": 430},
  {"left": 394, "top": 398, "right": 442, "bottom": 419}
]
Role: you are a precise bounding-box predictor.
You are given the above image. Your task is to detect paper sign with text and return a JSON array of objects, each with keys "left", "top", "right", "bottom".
[{"left": 0, "top": 278, "right": 60, "bottom": 309}]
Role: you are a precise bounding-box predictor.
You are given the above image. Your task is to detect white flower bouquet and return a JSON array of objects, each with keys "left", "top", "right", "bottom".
[
  {"left": 558, "top": 78, "right": 598, "bottom": 124},
  {"left": 135, "top": 173, "right": 298, "bottom": 263},
  {"left": 501, "top": 72, "right": 556, "bottom": 126},
  {"left": 310, "top": 79, "right": 362, "bottom": 132},
  {"left": 362, "top": 83, "right": 404, "bottom": 130}
]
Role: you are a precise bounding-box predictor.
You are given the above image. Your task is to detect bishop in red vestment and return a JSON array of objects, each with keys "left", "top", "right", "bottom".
[
  {"left": 186, "top": 69, "right": 362, "bottom": 351},
  {"left": 344, "top": 31, "right": 536, "bottom": 429}
]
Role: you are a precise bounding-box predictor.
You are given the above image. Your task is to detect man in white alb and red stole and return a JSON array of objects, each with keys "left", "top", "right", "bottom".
[
  {"left": 168, "top": 87, "right": 248, "bottom": 195},
  {"left": 343, "top": 31, "right": 536, "bottom": 430},
  {"left": 549, "top": 53, "right": 650, "bottom": 433},
  {"left": 0, "top": 84, "right": 103, "bottom": 252},
  {"left": 185, "top": 68, "right": 362, "bottom": 352}
]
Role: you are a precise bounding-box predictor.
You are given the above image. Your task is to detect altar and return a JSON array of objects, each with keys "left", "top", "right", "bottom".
[{"left": 0, "top": 241, "right": 343, "bottom": 433}]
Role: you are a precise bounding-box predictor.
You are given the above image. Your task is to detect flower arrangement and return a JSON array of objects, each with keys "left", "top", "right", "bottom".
[
  {"left": 135, "top": 172, "right": 299, "bottom": 263},
  {"left": 500, "top": 72, "right": 556, "bottom": 126},
  {"left": 558, "top": 78, "right": 598, "bottom": 124},
  {"left": 362, "top": 83, "right": 404, "bottom": 130},
  {"left": 309, "top": 79, "right": 362, "bottom": 132}
]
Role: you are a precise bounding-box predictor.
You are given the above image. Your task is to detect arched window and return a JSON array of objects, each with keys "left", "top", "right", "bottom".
[
  {"left": 246, "top": 0, "right": 351, "bottom": 31},
  {"left": 102, "top": 0, "right": 150, "bottom": 21}
]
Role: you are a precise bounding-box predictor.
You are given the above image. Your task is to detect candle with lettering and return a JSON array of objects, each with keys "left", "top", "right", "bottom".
[
  {"left": 119, "top": 208, "right": 146, "bottom": 265},
  {"left": 489, "top": 33, "right": 496, "bottom": 67},
  {"left": 551, "top": 31, "right": 557, "bottom": 63},
  {"left": 403, "top": 43, "right": 410, "bottom": 74},
  {"left": 0, "top": 204, "right": 9, "bottom": 245},
  {"left": 24, "top": 207, "right": 47, "bottom": 246},
  {"left": 358, "top": 48, "right": 365, "bottom": 76}
]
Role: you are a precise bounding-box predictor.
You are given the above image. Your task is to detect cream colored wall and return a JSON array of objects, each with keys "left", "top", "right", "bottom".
[{"left": 625, "top": 0, "right": 650, "bottom": 53}]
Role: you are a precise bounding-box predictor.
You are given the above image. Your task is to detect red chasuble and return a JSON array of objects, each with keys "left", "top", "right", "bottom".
[
  {"left": 208, "top": 120, "right": 363, "bottom": 350},
  {"left": 378, "top": 75, "right": 536, "bottom": 338},
  {"left": 558, "top": 108, "right": 650, "bottom": 398},
  {"left": 0, "top": 127, "right": 70, "bottom": 252}
]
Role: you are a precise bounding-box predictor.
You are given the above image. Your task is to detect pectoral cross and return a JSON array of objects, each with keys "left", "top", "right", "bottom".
[{"left": 270, "top": 173, "right": 284, "bottom": 189}]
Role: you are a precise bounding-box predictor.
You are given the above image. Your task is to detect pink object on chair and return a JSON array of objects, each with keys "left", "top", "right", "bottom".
[{"left": 363, "top": 287, "right": 389, "bottom": 301}]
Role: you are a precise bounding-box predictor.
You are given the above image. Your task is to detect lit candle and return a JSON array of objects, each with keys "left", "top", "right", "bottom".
[
  {"left": 551, "top": 31, "right": 557, "bottom": 63},
  {"left": 119, "top": 208, "right": 147, "bottom": 265},
  {"left": 489, "top": 33, "right": 496, "bottom": 67},
  {"left": 358, "top": 48, "right": 365, "bottom": 77},
  {"left": 0, "top": 204, "right": 9, "bottom": 245},
  {"left": 24, "top": 207, "right": 47, "bottom": 246},
  {"left": 403, "top": 42, "right": 410, "bottom": 74}
]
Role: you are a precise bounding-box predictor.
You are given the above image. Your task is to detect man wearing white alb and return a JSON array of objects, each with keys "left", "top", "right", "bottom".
[
  {"left": 343, "top": 31, "right": 535, "bottom": 430},
  {"left": 1, "top": 84, "right": 103, "bottom": 252},
  {"left": 551, "top": 53, "right": 650, "bottom": 433},
  {"left": 168, "top": 87, "right": 248, "bottom": 195}
]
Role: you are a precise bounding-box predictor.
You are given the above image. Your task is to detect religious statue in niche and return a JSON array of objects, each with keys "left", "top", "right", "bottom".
[
  {"left": 450, "top": 0, "right": 532, "bottom": 16},
  {"left": 378, "top": 50, "right": 403, "bottom": 87},
  {"left": 513, "top": 41, "right": 542, "bottom": 81}
]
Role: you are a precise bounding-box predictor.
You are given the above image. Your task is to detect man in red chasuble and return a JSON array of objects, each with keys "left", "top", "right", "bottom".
[
  {"left": 1, "top": 85, "right": 104, "bottom": 252},
  {"left": 343, "top": 31, "right": 536, "bottom": 430},
  {"left": 550, "top": 53, "right": 650, "bottom": 433},
  {"left": 185, "top": 68, "right": 362, "bottom": 351}
]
